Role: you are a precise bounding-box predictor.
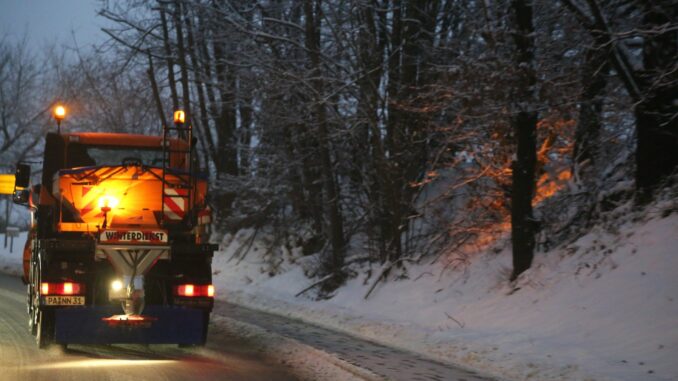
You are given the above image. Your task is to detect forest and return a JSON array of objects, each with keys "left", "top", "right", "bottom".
[{"left": 1, "top": 0, "right": 676, "bottom": 295}]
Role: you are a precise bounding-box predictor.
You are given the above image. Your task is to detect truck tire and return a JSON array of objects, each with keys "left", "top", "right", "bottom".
[
  {"left": 34, "top": 254, "right": 55, "bottom": 349},
  {"left": 27, "top": 284, "right": 37, "bottom": 336},
  {"left": 201, "top": 311, "right": 210, "bottom": 345},
  {"left": 36, "top": 309, "right": 55, "bottom": 349},
  {"left": 28, "top": 254, "right": 40, "bottom": 336}
]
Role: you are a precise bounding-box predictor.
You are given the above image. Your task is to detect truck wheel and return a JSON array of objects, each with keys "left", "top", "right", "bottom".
[
  {"left": 201, "top": 312, "right": 210, "bottom": 345},
  {"left": 27, "top": 284, "right": 37, "bottom": 336},
  {"left": 36, "top": 310, "right": 55, "bottom": 349}
]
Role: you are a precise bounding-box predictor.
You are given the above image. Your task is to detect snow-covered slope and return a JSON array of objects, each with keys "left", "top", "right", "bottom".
[{"left": 212, "top": 208, "right": 678, "bottom": 381}]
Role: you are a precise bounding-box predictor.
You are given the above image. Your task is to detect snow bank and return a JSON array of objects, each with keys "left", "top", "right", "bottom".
[{"left": 212, "top": 209, "right": 678, "bottom": 381}]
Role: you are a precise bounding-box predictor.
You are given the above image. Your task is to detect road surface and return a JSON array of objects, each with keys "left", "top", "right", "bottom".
[
  {"left": 0, "top": 273, "right": 298, "bottom": 381},
  {"left": 0, "top": 272, "right": 494, "bottom": 381},
  {"left": 216, "top": 302, "right": 494, "bottom": 381}
]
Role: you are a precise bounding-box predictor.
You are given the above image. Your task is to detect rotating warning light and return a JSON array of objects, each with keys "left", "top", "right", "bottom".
[
  {"left": 54, "top": 105, "right": 66, "bottom": 121},
  {"left": 173, "top": 110, "right": 185, "bottom": 124}
]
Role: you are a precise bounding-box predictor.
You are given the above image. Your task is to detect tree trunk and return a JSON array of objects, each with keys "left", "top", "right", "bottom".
[
  {"left": 146, "top": 52, "right": 167, "bottom": 129},
  {"left": 635, "top": 1, "right": 678, "bottom": 202},
  {"left": 184, "top": 7, "right": 217, "bottom": 168},
  {"left": 173, "top": 1, "right": 192, "bottom": 135},
  {"left": 573, "top": 39, "right": 607, "bottom": 180},
  {"left": 382, "top": 0, "right": 403, "bottom": 263},
  {"left": 158, "top": 3, "right": 179, "bottom": 113},
  {"left": 510, "top": 0, "right": 538, "bottom": 281},
  {"left": 304, "top": 0, "right": 345, "bottom": 287},
  {"left": 354, "top": 2, "right": 388, "bottom": 261},
  {"left": 209, "top": 1, "right": 239, "bottom": 224},
  {"left": 239, "top": 96, "right": 252, "bottom": 175}
]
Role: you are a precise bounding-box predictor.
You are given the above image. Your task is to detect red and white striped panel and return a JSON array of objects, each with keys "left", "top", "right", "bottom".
[{"left": 163, "top": 188, "right": 188, "bottom": 221}]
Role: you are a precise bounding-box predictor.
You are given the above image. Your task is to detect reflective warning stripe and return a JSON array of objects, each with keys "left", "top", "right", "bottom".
[
  {"left": 80, "top": 186, "right": 104, "bottom": 219},
  {"left": 163, "top": 188, "right": 187, "bottom": 221}
]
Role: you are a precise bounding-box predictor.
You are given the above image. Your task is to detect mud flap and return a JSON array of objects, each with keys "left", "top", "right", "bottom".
[{"left": 54, "top": 306, "right": 205, "bottom": 345}]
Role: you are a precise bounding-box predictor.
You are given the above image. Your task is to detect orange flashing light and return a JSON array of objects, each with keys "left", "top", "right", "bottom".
[
  {"left": 173, "top": 110, "right": 185, "bottom": 124},
  {"left": 97, "top": 195, "right": 119, "bottom": 211},
  {"left": 54, "top": 105, "right": 66, "bottom": 121}
]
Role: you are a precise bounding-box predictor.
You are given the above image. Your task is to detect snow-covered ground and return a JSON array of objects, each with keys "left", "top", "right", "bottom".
[
  {"left": 0, "top": 231, "right": 24, "bottom": 277},
  {"left": 211, "top": 202, "right": 678, "bottom": 381},
  {"left": 1, "top": 199, "right": 676, "bottom": 381}
]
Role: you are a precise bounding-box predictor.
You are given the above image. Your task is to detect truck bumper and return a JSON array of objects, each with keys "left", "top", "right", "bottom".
[{"left": 54, "top": 306, "right": 206, "bottom": 345}]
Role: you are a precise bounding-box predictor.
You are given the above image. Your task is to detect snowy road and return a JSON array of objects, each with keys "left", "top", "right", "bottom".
[
  {"left": 0, "top": 271, "right": 494, "bottom": 381},
  {"left": 0, "top": 273, "right": 298, "bottom": 381},
  {"left": 215, "top": 302, "right": 495, "bottom": 381}
]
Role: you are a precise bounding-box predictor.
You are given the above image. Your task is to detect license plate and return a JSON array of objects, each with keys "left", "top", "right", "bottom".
[{"left": 44, "top": 296, "right": 85, "bottom": 306}]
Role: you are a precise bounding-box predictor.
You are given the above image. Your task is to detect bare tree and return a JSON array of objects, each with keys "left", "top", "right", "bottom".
[{"left": 0, "top": 35, "right": 58, "bottom": 168}]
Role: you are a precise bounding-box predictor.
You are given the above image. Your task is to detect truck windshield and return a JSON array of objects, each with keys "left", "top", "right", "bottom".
[
  {"left": 88, "top": 147, "right": 164, "bottom": 166},
  {"left": 67, "top": 144, "right": 165, "bottom": 168}
]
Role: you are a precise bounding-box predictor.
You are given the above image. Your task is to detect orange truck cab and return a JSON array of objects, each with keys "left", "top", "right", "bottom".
[{"left": 14, "top": 128, "right": 216, "bottom": 348}]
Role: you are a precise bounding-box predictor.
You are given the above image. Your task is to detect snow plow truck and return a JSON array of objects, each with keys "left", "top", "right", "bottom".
[{"left": 12, "top": 108, "right": 216, "bottom": 348}]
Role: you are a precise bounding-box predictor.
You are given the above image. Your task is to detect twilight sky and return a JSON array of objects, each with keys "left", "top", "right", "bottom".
[{"left": 0, "top": 0, "right": 108, "bottom": 50}]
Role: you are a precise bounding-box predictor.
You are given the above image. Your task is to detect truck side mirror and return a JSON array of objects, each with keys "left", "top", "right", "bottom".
[
  {"left": 15, "top": 164, "right": 31, "bottom": 188},
  {"left": 13, "top": 189, "right": 29, "bottom": 204}
]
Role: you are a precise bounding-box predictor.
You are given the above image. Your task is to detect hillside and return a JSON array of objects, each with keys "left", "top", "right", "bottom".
[{"left": 211, "top": 200, "right": 678, "bottom": 381}]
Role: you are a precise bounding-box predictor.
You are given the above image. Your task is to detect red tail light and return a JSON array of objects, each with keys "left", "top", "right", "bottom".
[
  {"left": 175, "top": 284, "right": 214, "bottom": 297},
  {"left": 40, "top": 282, "right": 84, "bottom": 295}
]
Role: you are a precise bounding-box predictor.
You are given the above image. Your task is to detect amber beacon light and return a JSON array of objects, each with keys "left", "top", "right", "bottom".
[
  {"left": 53, "top": 104, "right": 66, "bottom": 133},
  {"left": 173, "top": 110, "right": 185, "bottom": 124}
]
